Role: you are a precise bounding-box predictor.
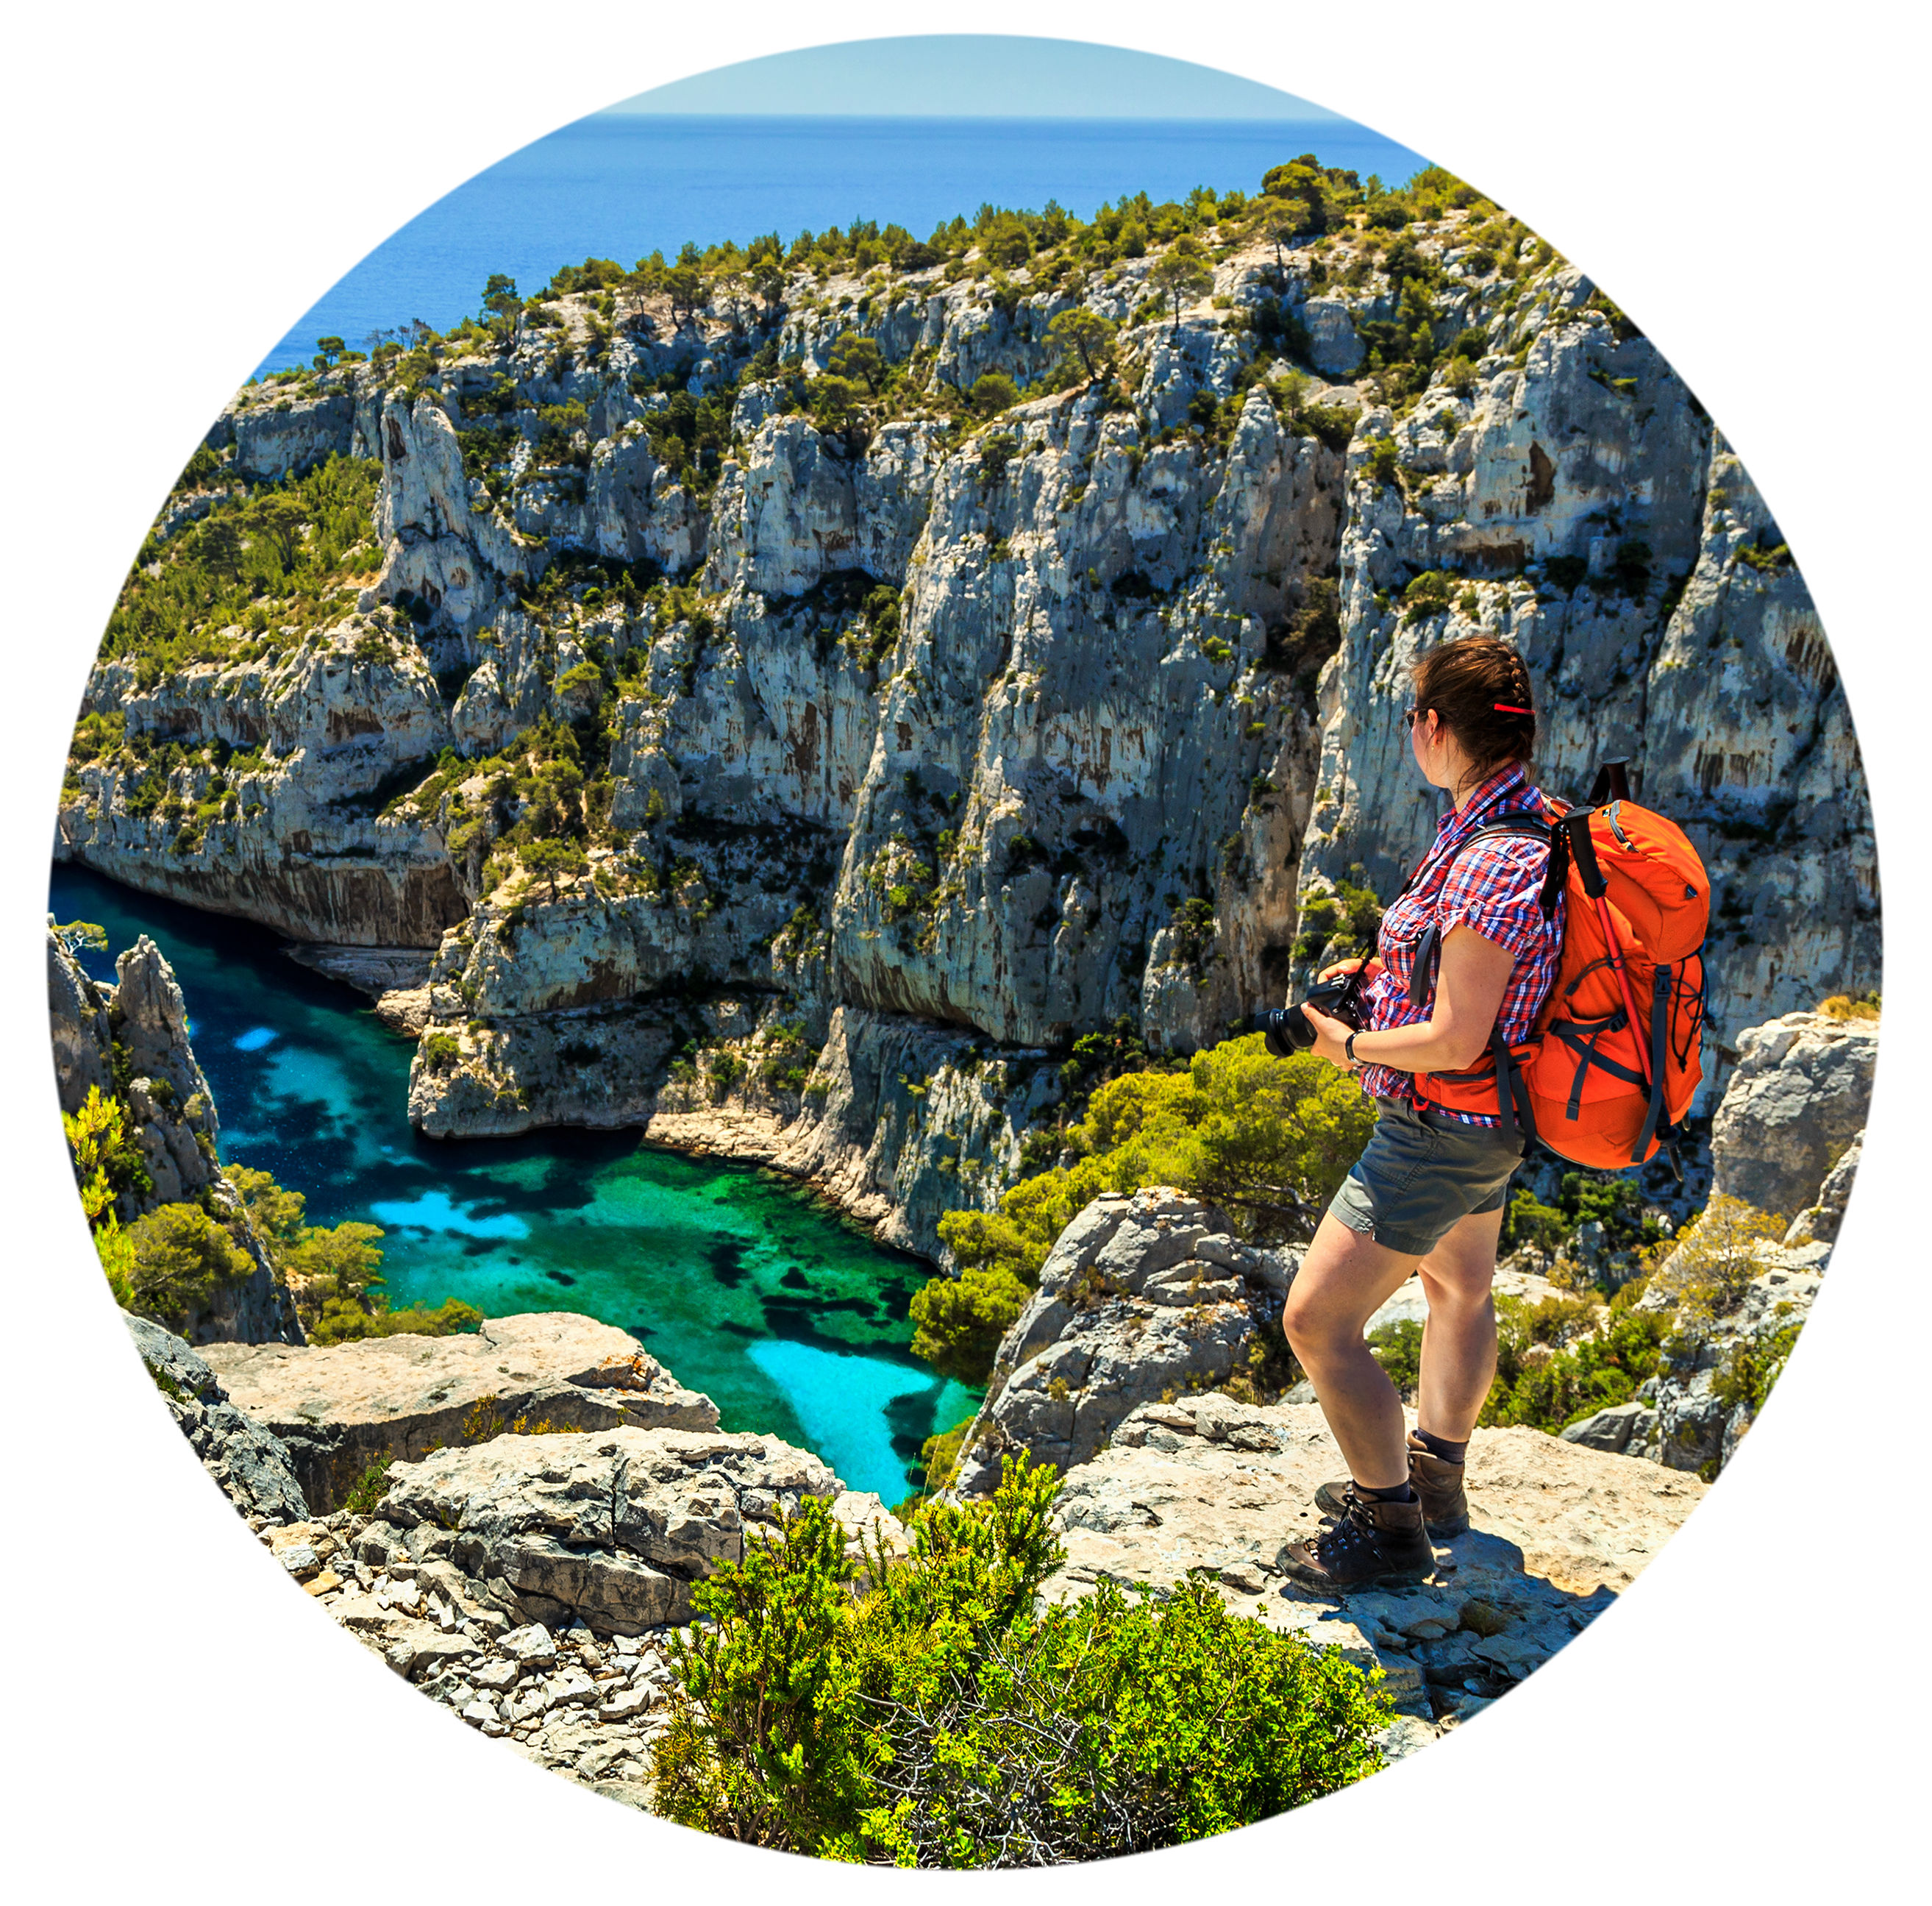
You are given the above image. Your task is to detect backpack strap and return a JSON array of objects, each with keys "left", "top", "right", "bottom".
[
  {"left": 1589, "top": 759, "right": 1633, "bottom": 806},
  {"left": 1629, "top": 962, "right": 1675, "bottom": 1163},
  {"left": 1404, "top": 817, "right": 1553, "bottom": 1009}
]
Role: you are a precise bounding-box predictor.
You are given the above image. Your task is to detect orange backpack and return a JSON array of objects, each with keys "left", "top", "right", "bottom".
[{"left": 1413, "top": 762, "right": 1709, "bottom": 1172}]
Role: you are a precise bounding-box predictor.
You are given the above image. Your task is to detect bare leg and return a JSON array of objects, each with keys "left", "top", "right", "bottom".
[
  {"left": 1413, "top": 1206, "right": 1506, "bottom": 1443},
  {"left": 1280, "top": 1213, "right": 1422, "bottom": 1490}
]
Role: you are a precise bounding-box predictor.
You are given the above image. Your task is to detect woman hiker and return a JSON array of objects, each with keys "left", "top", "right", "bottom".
[{"left": 1275, "top": 636, "right": 1563, "bottom": 1593}]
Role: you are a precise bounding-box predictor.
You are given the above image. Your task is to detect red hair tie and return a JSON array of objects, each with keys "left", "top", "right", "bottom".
[{"left": 1494, "top": 703, "right": 1533, "bottom": 714}]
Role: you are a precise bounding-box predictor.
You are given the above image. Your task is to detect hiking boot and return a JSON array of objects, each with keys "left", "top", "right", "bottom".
[
  {"left": 1314, "top": 1434, "right": 1470, "bottom": 1537},
  {"left": 1275, "top": 1489, "right": 1435, "bottom": 1593}
]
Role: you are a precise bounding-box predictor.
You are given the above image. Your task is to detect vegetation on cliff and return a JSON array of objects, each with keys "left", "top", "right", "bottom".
[
  {"left": 100, "top": 455, "right": 384, "bottom": 684},
  {"left": 913, "top": 1036, "right": 1372, "bottom": 1385},
  {"left": 226, "top": 1165, "right": 480, "bottom": 1343},
  {"left": 649, "top": 1454, "right": 1388, "bottom": 1865}
]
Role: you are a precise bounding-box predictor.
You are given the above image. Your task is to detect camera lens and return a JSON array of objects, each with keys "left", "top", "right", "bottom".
[{"left": 1261, "top": 1006, "right": 1316, "bottom": 1058}]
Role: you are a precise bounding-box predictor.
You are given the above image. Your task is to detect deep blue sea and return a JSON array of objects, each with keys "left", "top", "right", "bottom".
[{"left": 257, "top": 113, "right": 1429, "bottom": 375}]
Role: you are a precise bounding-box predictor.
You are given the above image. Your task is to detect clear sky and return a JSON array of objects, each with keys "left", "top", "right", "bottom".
[{"left": 607, "top": 35, "right": 1347, "bottom": 120}]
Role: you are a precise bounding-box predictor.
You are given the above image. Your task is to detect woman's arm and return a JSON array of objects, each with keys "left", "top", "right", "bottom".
[{"left": 1304, "top": 925, "right": 1515, "bottom": 1075}]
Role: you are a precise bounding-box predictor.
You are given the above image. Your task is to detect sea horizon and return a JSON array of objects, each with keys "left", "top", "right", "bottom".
[{"left": 253, "top": 111, "right": 1430, "bottom": 378}]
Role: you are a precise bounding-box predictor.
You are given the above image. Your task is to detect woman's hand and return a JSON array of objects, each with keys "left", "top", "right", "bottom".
[
  {"left": 1318, "top": 956, "right": 1385, "bottom": 984},
  {"left": 1302, "top": 1004, "right": 1355, "bottom": 1071}
]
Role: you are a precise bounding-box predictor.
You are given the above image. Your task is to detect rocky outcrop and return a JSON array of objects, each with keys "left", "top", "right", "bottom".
[
  {"left": 368, "top": 1423, "right": 843, "bottom": 1635},
  {"left": 50, "top": 931, "right": 302, "bottom": 1344},
  {"left": 126, "top": 1312, "right": 309, "bottom": 1525},
  {"left": 949, "top": 1188, "right": 1294, "bottom": 1496},
  {"left": 1559, "top": 1006, "right": 1858, "bottom": 1473},
  {"left": 1046, "top": 1389, "right": 1703, "bottom": 1740},
  {"left": 46, "top": 930, "right": 112, "bottom": 1117},
  {"left": 200, "top": 1312, "right": 718, "bottom": 1513},
  {"left": 1711, "top": 1010, "right": 1878, "bottom": 1220},
  {"left": 252, "top": 1469, "right": 900, "bottom": 1805}
]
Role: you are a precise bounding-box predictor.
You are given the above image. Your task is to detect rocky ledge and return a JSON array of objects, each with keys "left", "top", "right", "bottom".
[
  {"left": 254, "top": 1430, "right": 902, "bottom": 1805},
  {"left": 201, "top": 1312, "right": 717, "bottom": 1512},
  {"left": 1044, "top": 1390, "right": 1704, "bottom": 1753}
]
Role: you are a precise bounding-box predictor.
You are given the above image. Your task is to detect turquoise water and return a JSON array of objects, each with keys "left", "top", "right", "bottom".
[
  {"left": 49, "top": 864, "right": 979, "bottom": 1499},
  {"left": 257, "top": 113, "right": 1428, "bottom": 374}
]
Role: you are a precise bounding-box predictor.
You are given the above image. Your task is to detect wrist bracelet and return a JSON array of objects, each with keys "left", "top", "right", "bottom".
[{"left": 1344, "top": 1031, "right": 1361, "bottom": 1069}]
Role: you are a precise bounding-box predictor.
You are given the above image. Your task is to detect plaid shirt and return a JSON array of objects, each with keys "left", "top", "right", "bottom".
[{"left": 1355, "top": 761, "right": 1565, "bottom": 1126}]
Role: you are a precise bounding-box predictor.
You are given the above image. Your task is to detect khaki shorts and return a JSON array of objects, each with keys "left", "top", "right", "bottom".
[{"left": 1327, "top": 1096, "right": 1525, "bottom": 1258}]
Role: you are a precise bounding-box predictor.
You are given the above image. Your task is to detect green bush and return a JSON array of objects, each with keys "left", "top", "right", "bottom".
[
  {"left": 1292, "top": 865, "right": 1383, "bottom": 968},
  {"left": 968, "top": 372, "right": 1019, "bottom": 418},
  {"left": 124, "top": 1201, "right": 254, "bottom": 1326},
  {"left": 649, "top": 1457, "right": 1389, "bottom": 1865},
  {"left": 342, "top": 1455, "right": 394, "bottom": 1518},
  {"left": 1401, "top": 570, "right": 1455, "bottom": 623},
  {"left": 227, "top": 1163, "right": 477, "bottom": 1345}
]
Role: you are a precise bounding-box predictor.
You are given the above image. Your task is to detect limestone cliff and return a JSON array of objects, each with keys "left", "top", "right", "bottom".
[{"left": 57, "top": 177, "right": 1877, "bottom": 1254}]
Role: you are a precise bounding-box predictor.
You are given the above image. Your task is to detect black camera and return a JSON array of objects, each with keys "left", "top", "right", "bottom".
[{"left": 1259, "top": 965, "right": 1369, "bottom": 1058}]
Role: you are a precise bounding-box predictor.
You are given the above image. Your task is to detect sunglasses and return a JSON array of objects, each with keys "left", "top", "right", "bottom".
[{"left": 1404, "top": 707, "right": 1428, "bottom": 730}]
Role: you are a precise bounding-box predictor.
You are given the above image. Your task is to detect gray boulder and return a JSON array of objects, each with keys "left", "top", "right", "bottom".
[
  {"left": 1631, "top": 1255, "right": 1825, "bottom": 1473},
  {"left": 949, "top": 1187, "right": 1296, "bottom": 1497},
  {"left": 1558, "top": 1400, "right": 1656, "bottom": 1456},
  {"left": 1711, "top": 1011, "right": 1877, "bottom": 1221},
  {"left": 125, "top": 1312, "right": 308, "bottom": 1524},
  {"left": 202, "top": 1312, "right": 719, "bottom": 1512},
  {"left": 371, "top": 1424, "right": 842, "bottom": 1635}
]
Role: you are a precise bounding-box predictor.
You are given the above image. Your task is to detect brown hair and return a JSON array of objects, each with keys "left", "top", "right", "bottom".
[{"left": 1411, "top": 636, "right": 1537, "bottom": 794}]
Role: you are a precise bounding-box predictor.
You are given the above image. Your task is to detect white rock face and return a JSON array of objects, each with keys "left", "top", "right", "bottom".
[
  {"left": 58, "top": 623, "right": 466, "bottom": 945},
  {"left": 203, "top": 1312, "right": 718, "bottom": 1512}
]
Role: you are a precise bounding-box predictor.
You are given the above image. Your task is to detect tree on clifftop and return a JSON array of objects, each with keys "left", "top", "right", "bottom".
[
  {"left": 1149, "top": 243, "right": 1215, "bottom": 341},
  {"left": 1047, "top": 307, "right": 1118, "bottom": 383}
]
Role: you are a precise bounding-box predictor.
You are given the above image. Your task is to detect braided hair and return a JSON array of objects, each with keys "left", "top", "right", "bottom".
[{"left": 1410, "top": 636, "right": 1538, "bottom": 795}]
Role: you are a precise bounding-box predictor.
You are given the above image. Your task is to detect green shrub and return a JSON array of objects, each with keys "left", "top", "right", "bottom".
[
  {"left": 1292, "top": 865, "right": 1382, "bottom": 967},
  {"left": 342, "top": 1455, "right": 394, "bottom": 1518},
  {"left": 1363, "top": 438, "right": 1401, "bottom": 488},
  {"left": 1401, "top": 570, "right": 1454, "bottom": 623},
  {"left": 1640, "top": 1193, "right": 1787, "bottom": 1317},
  {"left": 968, "top": 373, "right": 1019, "bottom": 418},
  {"left": 1480, "top": 1287, "right": 1668, "bottom": 1432},
  {"left": 649, "top": 1458, "right": 1389, "bottom": 1865},
  {"left": 421, "top": 1031, "right": 460, "bottom": 1070},
  {"left": 1710, "top": 1320, "right": 1803, "bottom": 1416},
  {"left": 1368, "top": 1319, "right": 1423, "bottom": 1393}
]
